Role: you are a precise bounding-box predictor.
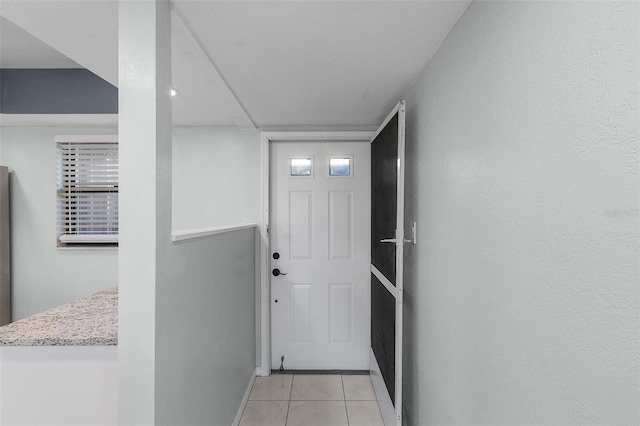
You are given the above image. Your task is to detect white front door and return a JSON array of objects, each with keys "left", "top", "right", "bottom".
[{"left": 270, "top": 140, "right": 371, "bottom": 370}]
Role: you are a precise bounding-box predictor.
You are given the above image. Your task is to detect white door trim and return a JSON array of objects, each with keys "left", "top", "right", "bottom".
[
  {"left": 258, "top": 131, "right": 373, "bottom": 376},
  {"left": 395, "top": 100, "right": 406, "bottom": 426}
]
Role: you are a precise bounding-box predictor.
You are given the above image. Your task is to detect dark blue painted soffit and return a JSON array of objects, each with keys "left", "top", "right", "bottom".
[{"left": 0, "top": 68, "right": 118, "bottom": 114}]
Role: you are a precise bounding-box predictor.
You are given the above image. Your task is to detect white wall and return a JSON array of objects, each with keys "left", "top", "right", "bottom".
[
  {"left": 0, "top": 125, "right": 260, "bottom": 320},
  {"left": 0, "top": 126, "right": 118, "bottom": 321},
  {"left": 0, "top": 346, "right": 118, "bottom": 425},
  {"left": 403, "top": 2, "right": 639, "bottom": 425},
  {"left": 172, "top": 127, "right": 261, "bottom": 230},
  {"left": 117, "top": 3, "right": 173, "bottom": 422}
]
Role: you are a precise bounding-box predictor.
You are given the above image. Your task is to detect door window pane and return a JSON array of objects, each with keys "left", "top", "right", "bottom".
[
  {"left": 291, "top": 158, "right": 312, "bottom": 176},
  {"left": 329, "top": 158, "right": 351, "bottom": 176}
]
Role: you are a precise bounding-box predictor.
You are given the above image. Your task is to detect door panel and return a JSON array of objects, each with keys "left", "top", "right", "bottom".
[
  {"left": 271, "top": 141, "right": 371, "bottom": 370},
  {"left": 329, "top": 283, "right": 352, "bottom": 343},
  {"left": 329, "top": 191, "right": 352, "bottom": 259},
  {"left": 289, "top": 191, "right": 312, "bottom": 259},
  {"left": 290, "top": 284, "right": 311, "bottom": 342}
]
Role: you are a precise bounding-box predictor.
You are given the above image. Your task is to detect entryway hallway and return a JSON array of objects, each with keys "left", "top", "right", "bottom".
[{"left": 239, "top": 374, "right": 384, "bottom": 425}]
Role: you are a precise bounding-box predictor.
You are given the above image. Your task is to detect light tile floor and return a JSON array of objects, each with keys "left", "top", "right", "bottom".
[{"left": 240, "top": 374, "right": 384, "bottom": 426}]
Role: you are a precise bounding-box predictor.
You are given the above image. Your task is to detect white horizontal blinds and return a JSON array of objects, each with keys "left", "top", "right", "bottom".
[{"left": 56, "top": 140, "right": 118, "bottom": 244}]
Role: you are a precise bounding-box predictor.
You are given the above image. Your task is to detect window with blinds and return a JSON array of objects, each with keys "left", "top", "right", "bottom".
[{"left": 56, "top": 135, "right": 118, "bottom": 246}]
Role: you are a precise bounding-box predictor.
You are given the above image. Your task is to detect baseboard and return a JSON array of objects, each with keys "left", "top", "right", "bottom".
[
  {"left": 271, "top": 369, "right": 369, "bottom": 375},
  {"left": 370, "top": 348, "right": 397, "bottom": 426},
  {"left": 256, "top": 365, "right": 271, "bottom": 377},
  {"left": 232, "top": 368, "right": 257, "bottom": 426}
]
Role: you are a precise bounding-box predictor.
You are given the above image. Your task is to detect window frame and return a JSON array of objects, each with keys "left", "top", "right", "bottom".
[
  {"left": 288, "top": 155, "right": 315, "bottom": 179},
  {"left": 55, "top": 134, "right": 119, "bottom": 248},
  {"left": 327, "top": 154, "right": 354, "bottom": 178}
]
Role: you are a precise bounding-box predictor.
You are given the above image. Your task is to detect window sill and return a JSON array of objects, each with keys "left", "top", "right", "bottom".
[{"left": 56, "top": 246, "right": 118, "bottom": 251}]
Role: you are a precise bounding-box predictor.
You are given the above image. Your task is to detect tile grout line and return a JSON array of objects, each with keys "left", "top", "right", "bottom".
[
  {"left": 341, "top": 375, "right": 351, "bottom": 426},
  {"left": 287, "top": 400, "right": 351, "bottom": 402},
  {"left": 275, "top": 374, "right": 383, "bottom": 426},
  {"left": 285, "top": 374, "right": 294, "bottom": 426}
]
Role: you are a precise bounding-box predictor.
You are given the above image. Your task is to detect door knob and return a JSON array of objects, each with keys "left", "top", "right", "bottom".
[{"left": 272, "top": 268, "right": 287, "bottom": 277}]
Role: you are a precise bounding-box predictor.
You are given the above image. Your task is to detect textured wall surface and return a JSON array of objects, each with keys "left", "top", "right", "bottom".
[
  {"left": 0, "top": 126, "right": 118, "bottom": 321},
  {"left": 403, "top": 2, "right": 639, "bottom": 424},
  {"left": 155, "top": 228, "right": 256, "bottom": 426},
  {"left": 0, "top": 125, "right": 258, "bottom": 320},
  {"left": 172, "top": 127, "right": 261, "bottom": 230}
]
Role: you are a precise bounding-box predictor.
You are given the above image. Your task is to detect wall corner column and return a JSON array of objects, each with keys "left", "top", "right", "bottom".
[{"left": 118, "top": 0, "right": 172, "bottom": 424}]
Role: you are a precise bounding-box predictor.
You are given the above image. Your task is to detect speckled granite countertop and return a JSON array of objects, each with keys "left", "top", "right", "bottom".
[{"left": 0, "top": 288, "right": 117, "bottom": 346}]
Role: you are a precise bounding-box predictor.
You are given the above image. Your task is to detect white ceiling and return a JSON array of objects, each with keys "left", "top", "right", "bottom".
[
  {"left": 0, "top": 17, "right": 81, "bottom": 69},
  {"left": 0, "top": 0, "right": 471, "bottom": 128}
]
